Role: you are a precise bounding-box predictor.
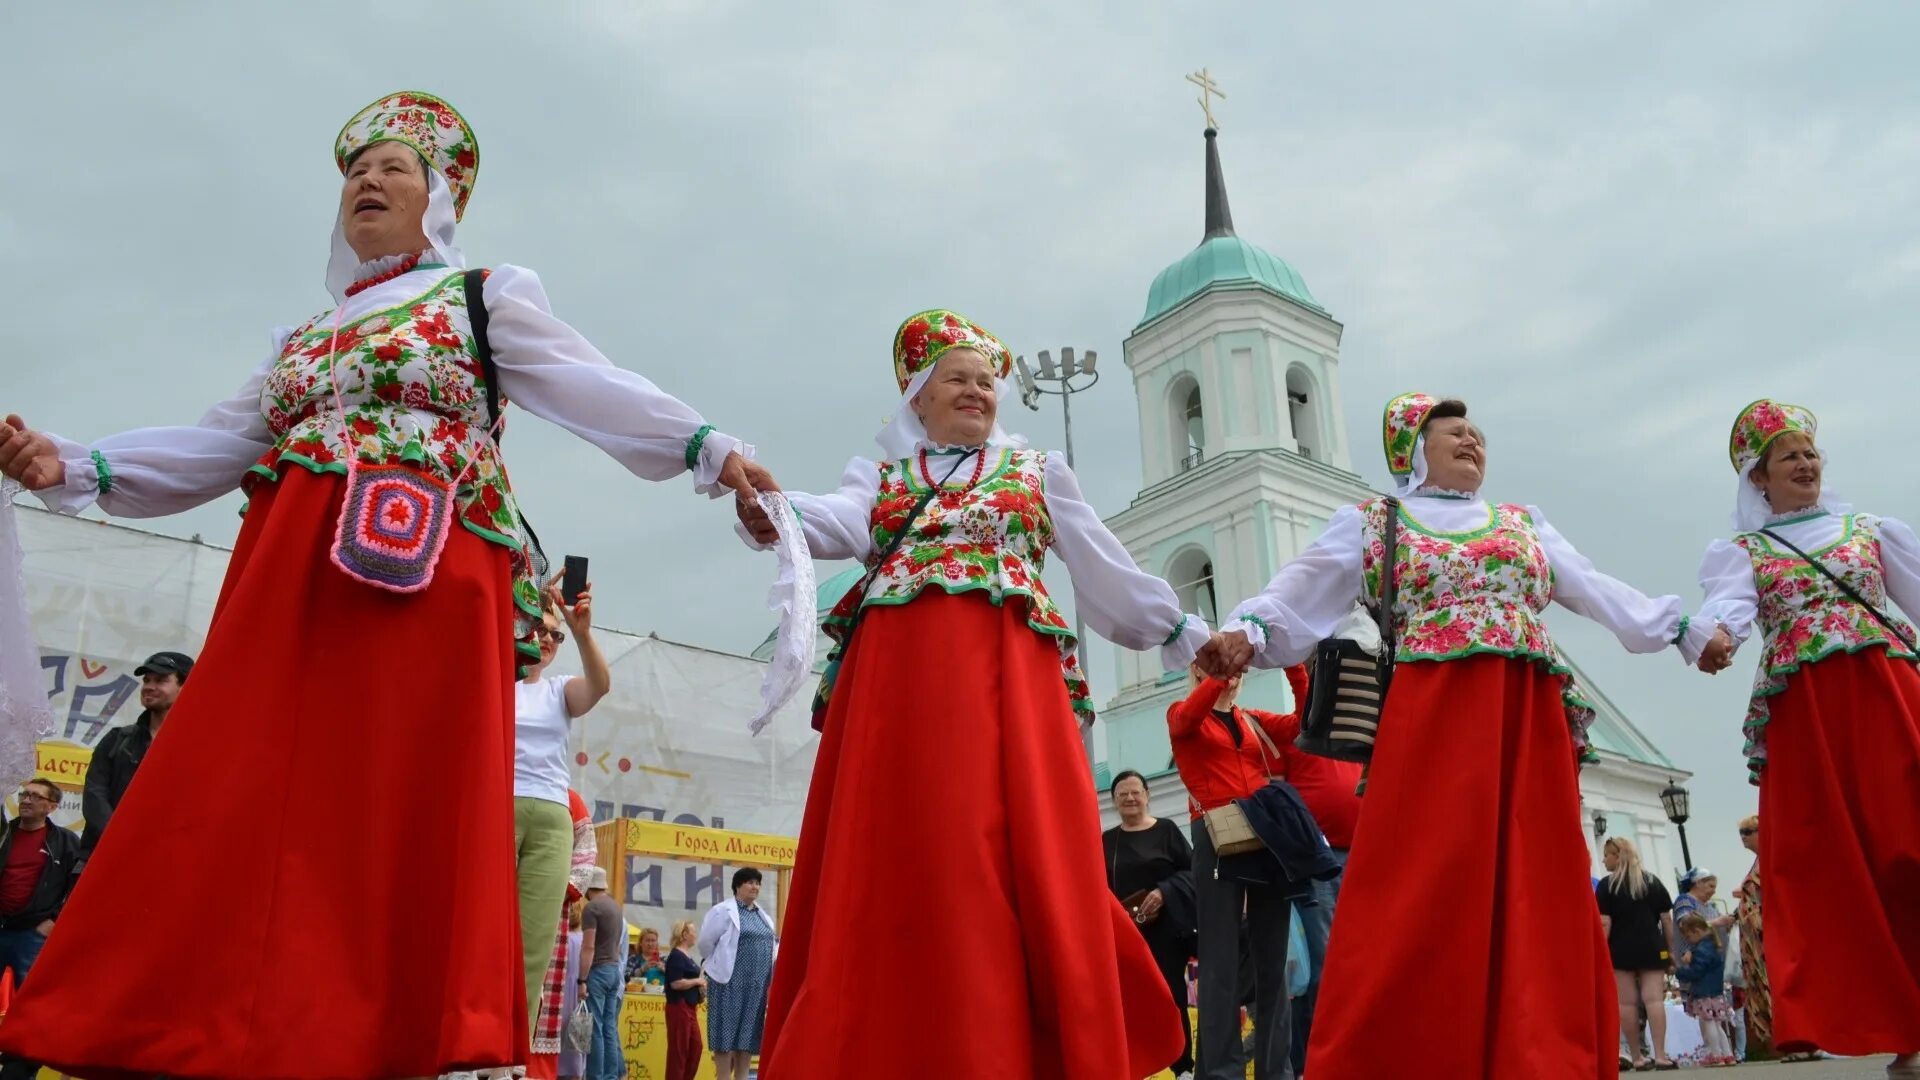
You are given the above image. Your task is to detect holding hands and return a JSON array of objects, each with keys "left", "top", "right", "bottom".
[
  {"left": 0, "top": 414, "right": 64, "bottom": 491},
  {"left": 1194, "top": 629, "right": 1255, "bottom": 680},
  {"left": 1696, "top": 624, "right": 1736, "bottom": 674},
  {"left": 720, "top": 451, "right": 782, "bottom": 545}
]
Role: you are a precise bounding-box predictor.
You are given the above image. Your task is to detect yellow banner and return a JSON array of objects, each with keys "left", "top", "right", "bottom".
[
  {"left": 33, "top": 742, "right": 93, "bottom": 790},
  {"left": 624, "top": 819, "right": 798, "bottom": 869}
]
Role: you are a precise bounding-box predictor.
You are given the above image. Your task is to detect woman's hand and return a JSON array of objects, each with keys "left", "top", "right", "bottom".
[
  {"left": 1137, "top": 888, "right": 1165, "bottom": 922},
  {"left": 1697, "top": 625, "right": 1736, "bottom": 674},
  {"left": 0, "top": 415, "right": 65, "bottom": 490},
  {"left": 719, "top": 451, "right": 780, "bottom": 502},
  {"left": 736, "top": 493, "right": 778, "bottom": 546},
  {"left": 1195, "top": 630, "right": 1254, "bottom": 679},
  {"left": 545, "top": 578, "right": 593, "bottom": 636}
]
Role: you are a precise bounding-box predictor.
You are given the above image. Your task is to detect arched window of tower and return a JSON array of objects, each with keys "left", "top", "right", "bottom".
[
  {"left": 1166, "top": 549, "right": 1217, "bottom": 626},
  {"left": 1171, "top": 379, "right": 1205, "bottom": 473},
  {"left": 1286, "top": 364, "right": 1321, "bottom": 462}
]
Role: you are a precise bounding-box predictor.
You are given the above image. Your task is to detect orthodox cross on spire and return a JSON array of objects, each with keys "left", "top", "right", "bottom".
[{"left": 1186, "top": 68, "right": 1225, "bottom": 131}]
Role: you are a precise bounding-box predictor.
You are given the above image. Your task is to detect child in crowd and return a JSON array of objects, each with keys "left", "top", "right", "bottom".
[{"left": 1677, "top": 913, "right": 1737, "bottom": 1066}]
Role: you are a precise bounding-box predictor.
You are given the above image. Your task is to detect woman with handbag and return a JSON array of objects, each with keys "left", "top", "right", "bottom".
[
  {"left": 1687, "top": 400, "right": 1920, "bottom": 1075},
  {"left": 1200, "top": 392, "right": 1691, "bottom": 1079},
  {"left": 1104, "top": 769, "right": 1198, "bottom": 1079},
  {"left": 664, "top": 919, "right": 708, "bottom": 1080},
  {"left": 733, "top": 310, "right": 1208, "bottom": 1078},
  {"left": 1167, "top": 662, "right": 1313, "bottom": 1080},
  {"left": 0, "top": 89, "right": 778, "bottom": 1079}
]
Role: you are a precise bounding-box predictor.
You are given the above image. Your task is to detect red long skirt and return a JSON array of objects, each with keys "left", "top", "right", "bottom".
[
  {"left": 1305, "top": 655, "right": 1616, "bottom": 1080},
  {"left": 758, "top": 591, "right": 1182, "bottom": 1079},
  {"left": 0, "top": 468, "right": 525, "bottom": 1078},
  {"left": 1758, "top": 647, "right": 1920, "bottom": 1056}
]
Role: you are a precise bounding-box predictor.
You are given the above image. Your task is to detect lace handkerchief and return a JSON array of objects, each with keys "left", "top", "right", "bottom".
[{"left": 749, "top": 490, "right": 816, "bottom": 735}]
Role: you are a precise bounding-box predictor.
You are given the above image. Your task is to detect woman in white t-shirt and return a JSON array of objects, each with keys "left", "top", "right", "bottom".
[{"left": 513, "top": 579, "right": 611, "bottom": 1043}]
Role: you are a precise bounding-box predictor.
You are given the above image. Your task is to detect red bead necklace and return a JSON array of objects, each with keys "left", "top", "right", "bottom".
[
  {"left": 343, "top": 252, "right": 423, "bottom": 297},
  {"left": 918, "top": 447, "right": 989, "bottom": 492}
]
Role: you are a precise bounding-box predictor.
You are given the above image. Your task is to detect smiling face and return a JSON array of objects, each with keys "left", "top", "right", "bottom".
[
  {"left": 1421, "top": 415, "right": 1486, "bottom": 492},
  {"left": 1749, "top": 431, "right": 1822, "bottom": 513},
  {"left": 912, "top": 348, "right": 998, "bottom": 446},
  {"left": 339, "top": 141, "right": 432, "bottom": 262}
]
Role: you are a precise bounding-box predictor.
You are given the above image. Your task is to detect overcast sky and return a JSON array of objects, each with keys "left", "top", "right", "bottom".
[{"left": 7, "top": 1, "right": 1918, "bottom": 883}]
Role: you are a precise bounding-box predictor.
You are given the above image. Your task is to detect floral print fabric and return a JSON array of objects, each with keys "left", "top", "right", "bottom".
[
  {"left": 813, "top": 448, "right": 1089, "bottom": 723},
  {"left": 1733, "top": 513, "right": 1917, "bottom": 779},
  {"left": 246, "top": 270, "right": 540, "bottom": 661},
  {"left": 1359, "top": 497, "right": 1599, "bottom": 761}
]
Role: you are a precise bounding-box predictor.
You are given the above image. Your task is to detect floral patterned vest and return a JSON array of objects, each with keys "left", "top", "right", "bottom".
[
  {"left": 1359, "top": 497, "right": 1597, "bottom": 761},
  {"left": 1732, "top": 513, "right": 1917, "bottom": 781},
  {"left": 812, "top": 448, "right": 1087, "bottom": 727},
  {"left": 244, "top": 270, "right": 540, "bottom": 661}
]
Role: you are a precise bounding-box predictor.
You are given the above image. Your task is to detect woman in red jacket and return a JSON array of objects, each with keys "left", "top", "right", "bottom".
[{"left": 1168, "top": 661, "right": 1312, "bottom": 1080}]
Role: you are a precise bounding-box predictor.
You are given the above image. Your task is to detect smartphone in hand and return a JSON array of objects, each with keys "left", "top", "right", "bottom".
[{"left": 562, "top": 555, "right": 589, "bottom": 605}]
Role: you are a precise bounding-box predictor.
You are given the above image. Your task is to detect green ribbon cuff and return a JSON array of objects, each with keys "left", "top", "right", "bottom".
[
  {"left": 684, "top": 424, "right": 714, "bottom": 470},
  {"left": 1240, "top": 613, "right": 1272, "bottom": 641},
  {"left": 1671, "top": 615, "right": 1691, "bottom": 647},
  {"left": 1162, "top": 618, "right": 1188, "bottom": 647},
  {"left": 90, "top": 449, "right": 113, "bottom": 495}
]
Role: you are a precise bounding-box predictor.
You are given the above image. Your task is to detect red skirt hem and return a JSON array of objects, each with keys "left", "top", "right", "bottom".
[
  {"left": 1305, "top": 655, "right": 1616, "bottom": 1080},
  {"left": 759, "top": 591, "right": 1182, "bottom": 1079},
  {"left": 0, "top": 469, "right": 526, "bottom": 1078},
  {"left": 1758, "top": 648, "right": 1920, "bottom": 1055}
]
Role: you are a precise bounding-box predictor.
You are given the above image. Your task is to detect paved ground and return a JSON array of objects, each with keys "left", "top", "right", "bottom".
[{"left": 1712, "top": 1057, "right": 1911, "bottom": 1079}]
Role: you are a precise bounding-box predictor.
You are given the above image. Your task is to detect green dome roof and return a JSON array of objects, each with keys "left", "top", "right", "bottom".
[
  {"left": 1137, "top": 128, "right": 1323, "bottom": 330},
  {"left": 1138, "top": 234, "right": 1321, "bottom": 328}
]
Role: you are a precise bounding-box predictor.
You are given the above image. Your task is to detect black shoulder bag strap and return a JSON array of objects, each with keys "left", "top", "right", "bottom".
[
  {"left": 840, "top": 449, "right": 980, "bottom": 644},
  {"left": 464, "top": 268, "right": 502, "bottom": 444},
  {"left": 462, "top": 267, "right": 547, "bottom": 565},
  {"left": 1373, "top": 496, "right": 1402, "bottom": 680},
  {"left": 1759, "top": 526, "right": 1918, "bottom": 655}
]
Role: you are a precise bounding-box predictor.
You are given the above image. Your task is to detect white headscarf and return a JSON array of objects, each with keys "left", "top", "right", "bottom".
[
  {"left": 872, "top": 366, "right": 1029, "bottom": 462},
  {"left": 324, "top": 166, "right": 466, "bottom": 303},
  {"left": 1391, "top": 434, "right": 1431, "bottom": 498},
  {"left": 1730, "top": 452, "right": 1848, "bottom": 532}
]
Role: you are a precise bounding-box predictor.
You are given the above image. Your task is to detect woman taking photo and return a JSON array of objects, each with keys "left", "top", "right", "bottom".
[
  {"left": 735, "top": 309, "right": 1206, "bottom": 1078},
  {"left": 1104, "top": 769, "right": 1197, "bottom": 1079},
  {"left": 1596, "top": 837, "right": 1677, "bottom": 1071},
  {"left": 0, "top": 90, "right": 775, "bottom": 1079},
  {"left": 1687, "top": 400, "right": 1920, "bottom": 1073},
  {"left": 1202, "top": 392, "right": 1691, "bottom": 1079}
]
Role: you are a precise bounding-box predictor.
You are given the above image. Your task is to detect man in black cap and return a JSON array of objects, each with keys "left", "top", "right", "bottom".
[{"left": 80, "top": 651, "right": 192, "bottom": 859}]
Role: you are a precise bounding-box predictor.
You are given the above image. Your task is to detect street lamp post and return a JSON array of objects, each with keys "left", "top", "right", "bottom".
[
  {"left": 1015, "top": 348, "right": 1101, "bottom": 758},
  {"left": 1013, "top": 347, "right": 1101, "bottom": 470},
  {"left": 1660, "top": 779, "right": 1694, "bottom": 874}
]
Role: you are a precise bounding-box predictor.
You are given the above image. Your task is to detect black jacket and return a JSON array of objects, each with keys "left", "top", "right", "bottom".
[
  {"left": 0, "top": 817, "right": 81, "bottom": 930},
  {"left": 1215, "top": 779, "right": 1344, "bottom": 896},
  {"left": 82, "top": 711, "right": 155, "bottom": 856}
]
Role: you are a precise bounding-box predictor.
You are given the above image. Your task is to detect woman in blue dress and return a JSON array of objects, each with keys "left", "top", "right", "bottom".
[{"left": 698, "top": 867, "right": 778, "bottom": 1080}]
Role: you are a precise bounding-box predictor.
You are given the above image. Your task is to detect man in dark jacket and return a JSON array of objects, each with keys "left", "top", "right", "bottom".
[
  {"left": 81, "top": 650, "right": 193, "bottom": 857},
  {"left": 0, "top": 777, "right": 81, "bottom": 1079}
]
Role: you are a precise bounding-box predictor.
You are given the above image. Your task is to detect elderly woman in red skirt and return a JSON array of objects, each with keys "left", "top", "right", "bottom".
[
  {"left": 1688, "top": 400, "right": 1920, "bottom": 1076},
  {"left": 735, "top": 310, "right": 1207, "bottom": 1078},
  {"left": 1201, "top": 392, "right": 1692, "bottom": 1079},
  {"left": 0, "top": 90, "right": 775, "bottom": 1079}
]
